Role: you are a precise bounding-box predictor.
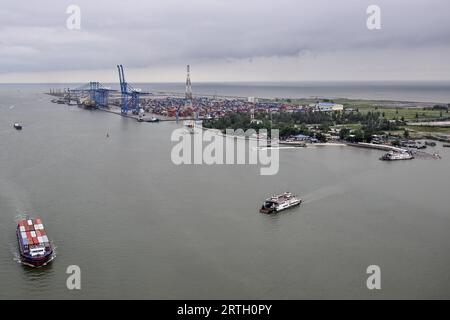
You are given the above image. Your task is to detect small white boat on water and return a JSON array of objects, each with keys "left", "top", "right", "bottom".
[
  {"left": 184, "top": 120, "right": 202, "bottom": 134},
  {"left": 148, "top": 117, "right": 160, "bottom": 123}
]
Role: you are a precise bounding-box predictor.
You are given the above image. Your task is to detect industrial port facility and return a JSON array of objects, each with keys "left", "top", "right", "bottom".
[{"left": 48, "top": 64, "right": 346, "bottom": 123}]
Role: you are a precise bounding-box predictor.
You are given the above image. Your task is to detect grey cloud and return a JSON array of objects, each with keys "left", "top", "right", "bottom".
[{"left": 0, "top": 0, "right": 449, "bottom": 76}]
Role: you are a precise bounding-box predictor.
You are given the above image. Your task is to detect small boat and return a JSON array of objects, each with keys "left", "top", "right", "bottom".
[
  {"left": 16, "top": 217, "right": 54, "bottom": 267},
  {"left": 260, "top": 192, "right": 302, "bottom": 214},
  {"left": 184, "top": 120, "right": 195, "bottom": 129},
  {"left": 425, "top": 141, "right": 437, "bottom": 147},
  {"left": 13, "top": 123, "right": 22, "bottom": 130},
  {"left": 183, "top": 120, "right": 197, "bottom": 134},
  {"left": 443, "top": 144, "right": 450, "bottom": 148},
  {"left": 147, "top": 117, "right": 160, "bottom": 123}
]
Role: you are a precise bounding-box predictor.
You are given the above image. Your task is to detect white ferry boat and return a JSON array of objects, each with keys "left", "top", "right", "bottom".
[
  {"left": 380, "top": 150, "right": 414, "bottom": 161},
  {"left": 260, "top": 192, "right": 302, "bottom": 214}
]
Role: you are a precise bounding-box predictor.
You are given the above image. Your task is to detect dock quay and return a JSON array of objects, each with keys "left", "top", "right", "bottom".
[
  {"left": 346, "top": 142, "right": 408, "bottom": 153},
  {"left": 279, "top": 141, "right": 307, "bottom": 147},
  {"left": 347, "top": 142, "right": 442, "bottom": 160},
  {"left": 96, "top": 105, "right": 207, "bottom": 123}
]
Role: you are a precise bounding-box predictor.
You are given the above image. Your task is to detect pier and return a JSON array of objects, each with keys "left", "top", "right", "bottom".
[{"left": 346, "top": 142, "right": 408, "bottom": 153}]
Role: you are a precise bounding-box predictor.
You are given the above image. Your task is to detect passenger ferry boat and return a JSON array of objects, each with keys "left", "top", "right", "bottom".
[
  {"left": 380, "top": 150, "right": 414, "bottom": 161},
  {"left": 16, "top": 217, "right": 53, "bottom": 267},
  {"left": 260, "top": 192, "right": 302, "bottom": 214}
]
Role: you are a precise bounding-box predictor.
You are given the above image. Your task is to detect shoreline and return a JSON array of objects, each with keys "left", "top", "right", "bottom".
[
  {"left": 74, "top": 105, "right": 443, "bottom": 153},
  {"left": 53, "top": 94, "right": 450, "bottom": 144}
]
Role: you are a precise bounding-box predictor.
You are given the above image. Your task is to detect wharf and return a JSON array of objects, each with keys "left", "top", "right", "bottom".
[{"left": 346, "top": 142, "right": 408, "bottom": 153}]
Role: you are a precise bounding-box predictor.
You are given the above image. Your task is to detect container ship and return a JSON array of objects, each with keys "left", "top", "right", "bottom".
[
  {"left": 260, "top": 192, "right": 302, "bottom": 214},
  {"left": 16, "top": 217, "right": 53, "bottom": 267}
]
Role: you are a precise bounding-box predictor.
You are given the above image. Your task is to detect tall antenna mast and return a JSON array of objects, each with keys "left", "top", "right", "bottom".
[{"left": 185, "top": 65, "right": 193, "bottom": 108}]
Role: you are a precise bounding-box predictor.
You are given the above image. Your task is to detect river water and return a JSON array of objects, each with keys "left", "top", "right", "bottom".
[{"left": 0, "top": 85, "right": 449, "bottom": 299}]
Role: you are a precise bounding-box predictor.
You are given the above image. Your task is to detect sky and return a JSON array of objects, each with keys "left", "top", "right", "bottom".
[{"left": 0, "top": 0, "right": 450, "bottom": 83}]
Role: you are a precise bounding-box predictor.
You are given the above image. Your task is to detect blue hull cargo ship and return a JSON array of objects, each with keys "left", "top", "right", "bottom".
[{"left": 16, "top": 217, "right": 53, "bottom": 267}]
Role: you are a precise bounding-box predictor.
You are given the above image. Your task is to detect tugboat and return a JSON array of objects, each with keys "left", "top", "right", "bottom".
[
  {"left": 13, "top": 123, "right": 22, "bottom": 130},
  {"left": 184, "top": 120, "right": 195, "bottom": 129},
  {"left": 184, "top": 120, "right": 196, "bottom": 134},
  {"left": 16, "top": 217, "right": 53, "bottom": 267},
  {"left": 260, "top": 192, "right": 302, "bottom": 214},
  {"left": 380, "top": 150, "right": 414, "bottom": 161}
]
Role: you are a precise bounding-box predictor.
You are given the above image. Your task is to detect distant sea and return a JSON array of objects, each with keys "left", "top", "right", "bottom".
[{"left": 1, "top": 81, "right": 450, "bottom": 103}]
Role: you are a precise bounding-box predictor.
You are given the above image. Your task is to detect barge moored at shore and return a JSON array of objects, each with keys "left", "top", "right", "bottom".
[
  {"left": 16, "top": 217, "right": 53, "bottom": 267},
  {"left": 380, "top": 151, "right": 414, "bottom": 161},
  {"left": 260, "top": 192, "right": 302, "bottom": 214}
]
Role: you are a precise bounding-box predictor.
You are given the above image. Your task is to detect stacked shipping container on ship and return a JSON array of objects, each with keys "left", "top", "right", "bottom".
[{"left": 16, "top": 217, "right": 53, "bottom": 267}]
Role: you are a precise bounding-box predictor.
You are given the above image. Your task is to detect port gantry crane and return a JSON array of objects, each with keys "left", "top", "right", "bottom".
[
  {"left": 69, "top": 82, "right": 114, "bottom": 107},
  {"left": 117, "top": 64, "right": 149, "bottom": 114}
]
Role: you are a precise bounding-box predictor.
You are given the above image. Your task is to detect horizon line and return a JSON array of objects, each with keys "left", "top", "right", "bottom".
[{"left": 1, "top": 80, "right": 450, "bottom": 85}]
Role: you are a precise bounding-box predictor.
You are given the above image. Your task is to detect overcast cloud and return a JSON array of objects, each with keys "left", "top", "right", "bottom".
[{"left": 1, "top": 0, "right": 450, "bottom": 82}]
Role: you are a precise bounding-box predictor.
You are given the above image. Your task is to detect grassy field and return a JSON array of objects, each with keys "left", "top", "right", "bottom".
[
  {"left": 355, "top": 105, "right": 450, "bottom": 134},
  {"left": 276, "top": 97, "right": 448, "bottom": 121},
  {"left": 356, "top": 106, "right": 447, "bottom": 121},
  {"left": 274, "top": 97, "right": 450, "bottom": 135}
]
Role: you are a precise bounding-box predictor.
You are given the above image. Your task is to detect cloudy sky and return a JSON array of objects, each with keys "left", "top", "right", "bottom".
[{"left": 1, "top": 0, "right": 450, "bottom": 83}]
